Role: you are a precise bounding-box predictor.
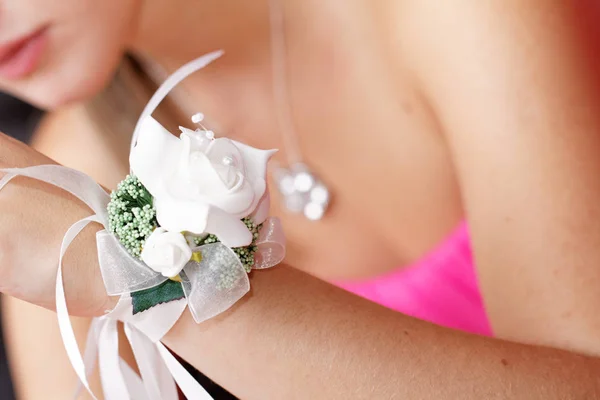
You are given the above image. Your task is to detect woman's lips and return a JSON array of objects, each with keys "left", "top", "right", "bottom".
[{"left": 0, "top": 27, "right": 48, "bottom": 80}]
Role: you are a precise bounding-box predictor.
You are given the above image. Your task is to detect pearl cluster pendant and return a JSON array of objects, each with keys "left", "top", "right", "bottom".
[{"left": 274, "top": 163, "right": 330, "bottom": 221}]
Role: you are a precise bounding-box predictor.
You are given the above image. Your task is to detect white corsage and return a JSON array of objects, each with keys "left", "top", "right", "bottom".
[
  {"left": 0, "top": 51, "right": 286, "bottom": 400},
  {"left": 103, "top": 116, "right": 285, "bottom": 317}
]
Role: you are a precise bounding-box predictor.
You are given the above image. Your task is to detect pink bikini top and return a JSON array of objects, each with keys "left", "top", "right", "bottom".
[{"left": 336, "top": 222, "right": 492, "bottom": 336}]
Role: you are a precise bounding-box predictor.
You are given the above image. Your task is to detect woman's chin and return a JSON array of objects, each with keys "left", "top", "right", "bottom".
[
  {"left": 13, "top": 57, "right": 120, "bottom": 110},
  {"left": 8, "top": 83, "right": 94, "bottom": 111},
  {"left": 32, "top": 78, "right": 107, "bottom": 110}
]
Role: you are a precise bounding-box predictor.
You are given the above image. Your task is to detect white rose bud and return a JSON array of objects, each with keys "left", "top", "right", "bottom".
[{"left": 141, "top": 228, "right": 192, "bottom": 278}]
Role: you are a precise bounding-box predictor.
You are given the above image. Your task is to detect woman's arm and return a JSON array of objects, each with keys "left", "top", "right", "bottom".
[
  {"left": 164, "top": 267, "right": 599, "bottom": 400},
  {"left": 3, "top": 2, "right": 600, "bottom": 399},
  {"left": 401, "top": 0, "right": 600, "bottom": 355},
  {"left": 1, "top": 129, "right": 599, "bottom": 399},
  {"left": 167, "top": 1, "right": 600, "bottom": 397}
]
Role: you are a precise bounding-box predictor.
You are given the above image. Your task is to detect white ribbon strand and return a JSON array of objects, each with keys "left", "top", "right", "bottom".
[
  {"left": 157, "top": 342, "right": 214, "bottom": 400},
  {"left": 131, "top": 50, "right": 225, "bottom": 153},
  {"left": 124, "top": 323, "right": 179, "bottom": 400},
  {"left": 98, "top": 319, "right": 131, "bottom": 399},
  {"left": 57, "top": 215, "right": 103, "bottom": 400}
]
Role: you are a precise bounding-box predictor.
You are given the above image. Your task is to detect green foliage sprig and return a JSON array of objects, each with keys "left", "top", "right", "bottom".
[
  {"left": 108, "top": 175, "right": 263, "bottom": 312},
  {"left": 194, "top": 217, "right": 261, "bottom": 273},
  {"left": 107, "top": 175, "right": 157, "bottom": 259}
]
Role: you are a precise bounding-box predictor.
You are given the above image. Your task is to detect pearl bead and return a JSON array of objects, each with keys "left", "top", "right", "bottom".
[
  {"left": 205, "top": 130, "right": 215, "bottom": 140},
  {"left": 285, "top": 193, "right": 305, "bottom": 213},
  {"left": 191, "top": 112, "right": 204, "bottom": 123},
  {"left": 310, "top": 184, "right": 330, "bottom": 205},
  {"left": 273, "top": 162, "right": 331, "bottom": 221},
  {"left": 304, "top": 202, "right": 325, "bottom": 221},
  {"left": 278, "top": 175, "right": 296, "bottom": 195},
  {"left": 294, "top": 171, "right": 315, "bottom": 193},
  {"left": 222, "top": 156, "right": 234, "bottom": 166}
]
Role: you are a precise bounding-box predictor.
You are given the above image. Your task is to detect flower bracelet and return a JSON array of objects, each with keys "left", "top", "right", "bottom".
[{"left": 0, "top": 51, "right": 285, "bottom": 400}]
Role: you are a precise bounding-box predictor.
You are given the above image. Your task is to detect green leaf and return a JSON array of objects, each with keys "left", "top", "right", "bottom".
[{"left": 131, "top": 279, "right": 185, "bottom": 315}]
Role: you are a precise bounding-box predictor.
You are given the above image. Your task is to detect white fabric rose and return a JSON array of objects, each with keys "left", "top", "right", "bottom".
[
  {"left": 130, "top": 117, "right": 276, "bottom": 248},
  {"left": 141, "top": 228, "right": 193, "bottom": 278}
]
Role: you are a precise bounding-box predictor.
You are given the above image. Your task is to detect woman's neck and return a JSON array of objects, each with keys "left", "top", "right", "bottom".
[
  {"left": 127, "top": 0, "right": 372, "bottom": 143},
  {"left": 131, "top": 0, "right": 271, "bottom": 70},
  {"left": 128, "top": 0, "right": 277, "bottom": 135}
]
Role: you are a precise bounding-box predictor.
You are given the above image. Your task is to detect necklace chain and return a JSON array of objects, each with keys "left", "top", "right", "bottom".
[
  {"left": 268, "top": 0, "right": 331, "bottom": 221},
  {"left": 268, "top": 0, "right": 303, "bottom": 165}
]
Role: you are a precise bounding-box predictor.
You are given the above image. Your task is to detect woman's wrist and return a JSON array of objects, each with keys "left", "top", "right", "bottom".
[{"left": 0, "top": 132, "right": 113, "bottom": 316}]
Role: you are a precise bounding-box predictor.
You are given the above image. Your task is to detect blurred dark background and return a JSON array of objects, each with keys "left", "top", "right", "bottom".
[
  {"left": 0, "top": 315, "right": 14, "bottom": 400},
  {"left": 0, "top": 93, "right": 43, "bottom": 143},
  {"left": 0, "top": 92, "right": 44, "bottom": 400}
]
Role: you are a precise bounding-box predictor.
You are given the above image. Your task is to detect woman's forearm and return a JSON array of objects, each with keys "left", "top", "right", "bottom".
[
  {"left": 165, "top": 266, "right": 600, "bottom": 400},
  {"left": 2, "top": 132, "right": 598, "bottom": 398}
]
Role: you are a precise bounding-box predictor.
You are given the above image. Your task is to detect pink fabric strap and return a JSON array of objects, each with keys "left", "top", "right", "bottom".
[{"left": 337, "top": 223, "right": 492, "bottom": 336}]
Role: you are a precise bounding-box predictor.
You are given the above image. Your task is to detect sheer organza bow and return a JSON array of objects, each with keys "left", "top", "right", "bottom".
[{"left": 98, "top": 217, "right": 284, "bottom": 324}]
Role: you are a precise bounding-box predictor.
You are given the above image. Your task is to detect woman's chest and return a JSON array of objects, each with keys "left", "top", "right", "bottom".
[
  {"left": 154, "top": 1, "right": 464, "bottom": 279},
  {"left": 280, "top": 72, "right": 463, "bottom": 279},
  {"left": 212, "top": 18, "right": 463, "bottom": 279}
]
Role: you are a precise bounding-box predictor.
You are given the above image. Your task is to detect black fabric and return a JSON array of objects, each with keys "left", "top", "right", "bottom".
[
  {"left": 0, "top": 93, "right": 43, "bottom": 143},
  {"left": 0, "top": 298, "right": 15, "bottom": 400},
  {"left": 0, "top": 93, "right": 37, "bottom": 400},
  {"left": 179, "top": 355, "right": 238, "bottom": 400}
]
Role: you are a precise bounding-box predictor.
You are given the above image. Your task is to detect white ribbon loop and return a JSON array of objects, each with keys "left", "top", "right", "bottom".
[
  {"left": 182, "top": 243, "right": 250, "bottom": 323},
  {"left": 98, "top": 319, "right": 131, "bottom": 399},
  {"left": 1, "top": 165, "right": 110, "bottom": 223},
  {"left": 253, "top": 217, "right": 286, "bottom": 269},
  {"left": 124, "top": 324, "right": 179, "bottom": 400},
  {"left": 97, "top": 227, "right": 286, "bottom": 325},
  {"left": 57, "top": 216, "right": 104, "bottom": 400},
  {"left": 97, "top": 230, "right": 168, "bottom": 296}
]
